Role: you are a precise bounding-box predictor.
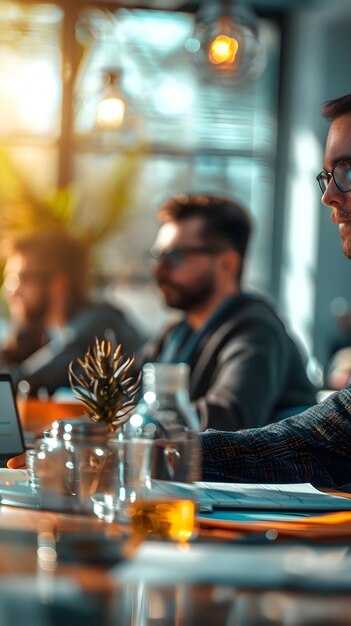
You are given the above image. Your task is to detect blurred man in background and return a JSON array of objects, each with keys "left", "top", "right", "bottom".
[
  {"left": 0, "top": 299, "right": 46, "bottom": 367},
  {"left": 144, "top": 193, "right": 315, "bottom": 431},
  {"left": 0, "top": 228, "right": 144, "bottom": 395}
]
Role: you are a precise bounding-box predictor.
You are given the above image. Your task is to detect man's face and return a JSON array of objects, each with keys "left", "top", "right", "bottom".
[
  {"left": 152, "top": 217, "right": 227, "bottom": 312},
  {"left": 322, "top": 112, "right": 351, "bottom": 259},
  {"left": 3, "top": 252, "right": 51, "bottom": 323}
]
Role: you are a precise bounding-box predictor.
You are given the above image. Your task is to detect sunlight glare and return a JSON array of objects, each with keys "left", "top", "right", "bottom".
[{"left": 17, "top": 59, "right": 59, "bottom": 132}]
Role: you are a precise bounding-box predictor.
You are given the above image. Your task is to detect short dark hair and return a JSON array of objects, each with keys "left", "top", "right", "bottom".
[
  {"left": 8, "top": 228, "right": 90, "bottom": 303},
  {"left": 322, "top": 94, "right": 351, "bottom": 120},
  {"left": 157, "top": 193, "right": 253, "bottom": 259}
]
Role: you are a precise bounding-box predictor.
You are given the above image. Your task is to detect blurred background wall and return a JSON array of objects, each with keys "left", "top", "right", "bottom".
[{"left": 1, "top": 0, "right": 351, "bottom": 374}]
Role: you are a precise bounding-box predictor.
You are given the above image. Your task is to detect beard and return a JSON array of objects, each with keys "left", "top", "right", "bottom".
[
  {"left": 157, "top": 276, "right": 216, "bottom": 312},
  {"left": 339, "top": 223, "right": 351, "bottom": 259},
  {"left": 341, "top": 238, "right": 351, "bottom": 260}
]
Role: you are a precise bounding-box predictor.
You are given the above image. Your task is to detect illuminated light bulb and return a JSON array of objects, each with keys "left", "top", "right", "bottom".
[
  {"left": 97, "top": 96, "right": 125, "bottom": 128},
  {"left": 209, "top": 34, "right": 239, "bottom": 65}
]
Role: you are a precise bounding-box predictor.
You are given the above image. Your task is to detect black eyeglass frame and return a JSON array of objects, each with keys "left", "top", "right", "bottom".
[
  {"left": 149, "top": 245, "right": 230, "bottom": 268},
  {"left": 316, "top": 158, "right": 351, "bottom": 195}
]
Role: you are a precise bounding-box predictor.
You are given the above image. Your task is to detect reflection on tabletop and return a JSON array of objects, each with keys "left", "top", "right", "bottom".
[
  {"left": 0, "top": 503, "right": 136, "bottom": 625},
  {"left": 0, "top": 505, "right": 350, "bottom": 625},
  {"left": 0, "top": 494, "right": 350, "bottom": 624}
]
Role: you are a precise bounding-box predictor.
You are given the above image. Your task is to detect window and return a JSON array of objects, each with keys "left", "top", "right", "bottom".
[{"left": 0, "top": 3, "right": 280, "bottom": 334}]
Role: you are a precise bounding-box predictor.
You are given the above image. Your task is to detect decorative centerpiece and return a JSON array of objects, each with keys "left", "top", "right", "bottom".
[{"left": 68, "top": 337, "right": 140, "bottom": 433}]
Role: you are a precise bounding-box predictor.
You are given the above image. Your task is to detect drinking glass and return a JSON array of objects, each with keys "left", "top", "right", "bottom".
[{"left": 93, "top": 437, "right": 197, "bottom": 542}]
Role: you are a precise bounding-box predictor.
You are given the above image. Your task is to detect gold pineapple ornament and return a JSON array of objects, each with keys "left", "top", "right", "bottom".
[{"left": 68, "top": 338, "right": 140, "bottom": 433}]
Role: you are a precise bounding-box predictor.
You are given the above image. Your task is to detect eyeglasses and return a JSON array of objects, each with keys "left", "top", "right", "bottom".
[
  {"left": 149, "top": 245, "right": 228, "bottom": 268},
  {"left": 316, "top": 158, "right": 351, "bottom": 195}
]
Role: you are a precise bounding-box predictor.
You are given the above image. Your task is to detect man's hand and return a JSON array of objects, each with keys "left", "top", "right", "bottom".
[
  {"left": 6, "top": 424, "right": 50, "bottom": 470},
  {"left": 7, "top": 453, "right": 26, "bottom": 469}
]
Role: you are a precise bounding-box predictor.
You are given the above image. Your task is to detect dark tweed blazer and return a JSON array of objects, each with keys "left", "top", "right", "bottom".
[{"left": 201, "top": 387, "right": 351, "bottom": 488}]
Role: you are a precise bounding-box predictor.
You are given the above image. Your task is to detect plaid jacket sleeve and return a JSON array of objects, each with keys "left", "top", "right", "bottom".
[{"left": 201, "top": 387, "right": 351, "bottom": 488}]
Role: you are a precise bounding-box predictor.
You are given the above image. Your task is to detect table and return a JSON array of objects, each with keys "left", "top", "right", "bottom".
[{"left": 0, "top": 500, "right": 350, "bottom": 625}]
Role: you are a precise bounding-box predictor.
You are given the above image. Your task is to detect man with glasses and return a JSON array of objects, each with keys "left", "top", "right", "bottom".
[
  {"left": 201, "top": 93, "right": 351, "bottom": 487},
  {"left": 143, "top": 193, "right": 315, "bottom": 432}
]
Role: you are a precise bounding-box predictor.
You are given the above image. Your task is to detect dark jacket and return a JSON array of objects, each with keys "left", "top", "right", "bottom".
[
  {"left": 5, "top": 302, "right": 144, "bottom": 396},
  {"left": 201, "top": 387, "right": 351, "bottom": 488},
  {"left": 143, "top": 293, "right": 316, "bottom": 431}
]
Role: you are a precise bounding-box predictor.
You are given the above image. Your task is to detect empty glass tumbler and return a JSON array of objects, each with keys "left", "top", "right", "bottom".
[{"left": 33, "top": 417, "right": 114, "bottom": 512}]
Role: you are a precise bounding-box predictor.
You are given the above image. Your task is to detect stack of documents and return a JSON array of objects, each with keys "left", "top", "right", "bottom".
[{"left": 196, "top": 482, "right": 351, "bottom": 511}]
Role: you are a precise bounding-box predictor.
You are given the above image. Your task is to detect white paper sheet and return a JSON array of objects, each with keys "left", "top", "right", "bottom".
[
  {"left": 150, "top": 480, "right": 351, "bottom": 511},
  {"left": 196, "top": 482, "right": 351, "bottom": 511}
]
